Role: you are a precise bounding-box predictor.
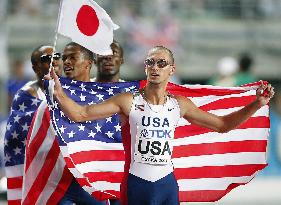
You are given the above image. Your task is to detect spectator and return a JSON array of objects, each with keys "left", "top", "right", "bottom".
[
  {"left": 208, "top": 56, "right": 238, "bottom": 86},
  {"left": 234, "top": 52, "right": 257, "bottom": 86},
  {"left": 6, "top": 59, "right": 30, "bottom": 109}
]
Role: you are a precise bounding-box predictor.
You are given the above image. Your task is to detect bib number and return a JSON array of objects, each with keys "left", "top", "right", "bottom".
[{"left": 134, "top": 137, "right": 172, "bottom": 165}]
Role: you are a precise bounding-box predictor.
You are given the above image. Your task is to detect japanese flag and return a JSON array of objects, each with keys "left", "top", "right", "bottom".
[{"left": 57, "top": 0, "right": 119, "bottom": 55}]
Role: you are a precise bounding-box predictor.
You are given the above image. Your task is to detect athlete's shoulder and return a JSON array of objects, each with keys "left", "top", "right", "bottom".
[
  {"left": 173, "top": 95, "right": 192, "bottom": 103},
  {"left": 114, "top": 91, "right": 134, "bottom": 101},
  {"left": 21, "top": 80, "right": 39, "bottom": 98}
]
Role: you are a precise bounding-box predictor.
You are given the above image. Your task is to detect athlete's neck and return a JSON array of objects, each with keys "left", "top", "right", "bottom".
[
  {"left": 75, "top": 76, "right": 91, "bottom": 82},
  {"left": 96, "top": 74, "right": 120, "bottom": 83},
  {"left": 143, "top": 83, "right": 167, "bottom": 105},
  {"left": 37, "top": 79, "right": 44, "bottom": 90}
]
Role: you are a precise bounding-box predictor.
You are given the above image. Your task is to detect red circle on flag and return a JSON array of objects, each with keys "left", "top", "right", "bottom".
[{"left": 76, "top": 5, "right": 99, "bottom": 36}]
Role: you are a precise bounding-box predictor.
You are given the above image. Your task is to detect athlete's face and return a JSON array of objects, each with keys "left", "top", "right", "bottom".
[
  {"left": 34, "top": 46, "right": 63, "bottom": 80},
  {"left": 144, "top": 49, "right": 175, "bottom": 84},
  {"left": 95, "top": 42, "right": 123, "bottom": 77},
  {"left": 62, "top": 45, "right": 91, "bottom": 81}
]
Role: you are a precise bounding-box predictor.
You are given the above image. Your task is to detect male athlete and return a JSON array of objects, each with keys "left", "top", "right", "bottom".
[{"left": 47, "top": 46, "right": 274, "bottom": 205}]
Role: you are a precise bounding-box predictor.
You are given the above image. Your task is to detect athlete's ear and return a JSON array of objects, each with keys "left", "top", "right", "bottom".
[
  {"left": 145, "top": 68, "right": 148, "bottom": 76},
  {"left": 169, "top": 64, "right": 175, "bottom": 75}
]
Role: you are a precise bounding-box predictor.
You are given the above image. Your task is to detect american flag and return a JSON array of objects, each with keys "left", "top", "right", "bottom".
[
  {"left": 4, "top": 88, "right": 42, "bottom": 205},
  {"left": 24, "top": 77, "right": 269, "bottom": 203},
  {"left": 22, "top": 77, "right": 139, "bottom": 204},
  {"left": 22, "top": 101, "right": 73, "bottom": 205}
]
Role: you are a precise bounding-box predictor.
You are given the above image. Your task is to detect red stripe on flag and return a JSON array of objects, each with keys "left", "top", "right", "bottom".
[
  {"left": 76, "top": 177, "right": 91, "bottom": 187},
  {"left": 22, "top": 139, "right": 60, "bottom": 204},
  {"left": 46, "top": 166, "right": 73, "bottom": 205},
  {"left": 25, "top": 107, "right": 50, "bottom": 171},
  {"left": 175, "top": 116, "right": 269, "bottom": 139},
  {"left": 7, "top": 177, "right": 23, "bottom": 189},
  {"left": 140, "top": 80, "right": 146, "bottom": 88},
  {"left": 64, "top": 156, "right": 75, "bottom": 168},
  {"left": 92, "top": 190, "right": 120, "bottom": 201},
  {"left": 167, "top": 83, "right": 247, "bottom": 97},
  {"left": 85, "top": 172, "right": 123, "bottom": 183},
  {"left": 178, "top": 185, "right": 242, "bottom": 202},
  {"left": 199, "top": 96, "right": 256, "bottom": 111},
  {"left": 8, "top": 200, "right": 21, "bottom": 205},
  {"left": 174, "top": 164, "right": 267, "bottom": 179},
  {"left": 173, "top": 140, "right": 267, "bottom": 158},
  {"left": 70, "top": 150, "right": 125, "bottom": 163},
  {"left": 25, "top": 109, "right": 39, "bottom": 154}
]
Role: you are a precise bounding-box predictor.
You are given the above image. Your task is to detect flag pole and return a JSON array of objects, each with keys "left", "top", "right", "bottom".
[{"left": 49, "top": 0, "right": 63, "bottom": 73}]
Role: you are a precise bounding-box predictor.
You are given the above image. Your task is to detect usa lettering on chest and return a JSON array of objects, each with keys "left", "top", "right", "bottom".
[
  {"left": 138, "top": 139, "right": 171, "bottom": 156},
  {"left": 141, "top": 116, "right": 170, "bottom": 127}
]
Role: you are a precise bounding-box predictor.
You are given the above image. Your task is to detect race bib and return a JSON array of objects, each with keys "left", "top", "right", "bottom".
[{"left": 134, "top": 128, "right": 172, "bottom": 165}]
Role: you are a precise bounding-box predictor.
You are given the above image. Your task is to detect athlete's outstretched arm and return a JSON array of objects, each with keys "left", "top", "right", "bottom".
[
  {"left": 176, "top": 83, "right": 274, "bottom": 133},
  {"left": 47, "top": 68, "right": 132, "bottom": 122}
]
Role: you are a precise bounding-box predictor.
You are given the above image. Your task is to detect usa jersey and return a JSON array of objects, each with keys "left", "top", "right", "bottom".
[{"left": 128, "top": 91, "right": 180, "bottom": 182}]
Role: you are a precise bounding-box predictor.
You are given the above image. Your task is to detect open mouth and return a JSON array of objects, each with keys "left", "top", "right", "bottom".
[
  {"left": 103, "top": 62, "right": 114, "bottom": 66},
  {"left": 151, "top": 73, "right": 159, "bottom": 77},
  {"left": 102, "top": 63, "right": 114, "bottom": 70},
  {"left": 64, "top": 67, "right": 73, "bottom": 72}
]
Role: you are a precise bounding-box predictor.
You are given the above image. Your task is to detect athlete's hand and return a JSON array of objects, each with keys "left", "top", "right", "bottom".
[
  {"left": 255, "top": 81, "right": 274, "bottom": 107},
  {"left": 44, "top": 67, "right": 64, "bottom": 99}
]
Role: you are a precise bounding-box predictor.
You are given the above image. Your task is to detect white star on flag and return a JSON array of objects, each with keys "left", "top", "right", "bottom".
[
  {"left": 31, "top": 98, "right": 41, "bottom": 106},
  {"left": 114, "top": 124, "right": 121, "bottom": 132},
  {"left": 25, "top": 111, "right": 33, "bottom": 117},
  {"left": 80, "top": 83, "right": 86, "bottom": 91},
  {"left": 19, "top": 103, "right": 27, "bottom": 112},
  {"left": 53, "top": 101, "right": 59, "bottom": 109},
  {"left": 14, "top": 115, "right": 21, "bottom": 123},
  {"left": 106, "top": 117, "right": 112, "bottom": 123},
  {"left": 14, "top": 93, "right": 20, "bottom": 101},
  {"left": 11, "top": 131, "right": 18, "bottom": 139},
  {"left": 6, "top": 123, "right": 12, "bottom": 131},
  {"left": 13, "top": 147, "right": 21, "bottom": 155},
  {"left": 80, "top": 93, "right": 86, "bottom": 101},
  {"left": 4, "top": 154, "right": 11, "bottom": 163},
  {"left": 70, "top": 89, "right": 76, "bottom": 95},
  {"left": 78, "top": 124, "right": 85, "bottom": 131},
  {"left": 22, "top": 123, "right": 29, "bottom": 131},
  {"left": 90, "top": 89, "right": 97, "bottom": 95},
  {"left": 62, "top": 84, "right": 70, "bottom": 89},
  {"left": 125, "top": 88, "right": 131, "bottom": 92},
  {"left": 95, "top": 123, "right": 101, "bottom": 132},
  {"left": 68, "top": 131, "right": 75, "bottom": 138},
  {"left": 88, "top": 130, "right": 96, "bottom": 138},
  {"left": 59, "top": 125, "right": 66, "bottom": 133},
  {"left": 96, "top": 94, "right": 104, "bottom": 101},
  {"left": 106, "top": 88, "right": 114, "bottom": 95},
  {"left": 105, "top": 131, "right": 114, "bottom": 139},
  {"left": 60, "top": 111, "right": 65, "bottom": 117}
]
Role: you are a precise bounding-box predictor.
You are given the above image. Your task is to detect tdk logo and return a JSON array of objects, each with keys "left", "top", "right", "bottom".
[
  {"left": 140, "top": 129, "right": 171, "bottom": 138},
  {"left": 140, "top": 129, "right": 149, "bottom": 138}
]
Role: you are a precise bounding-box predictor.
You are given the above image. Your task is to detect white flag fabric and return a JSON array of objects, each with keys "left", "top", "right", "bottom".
[{"left": 57, "top": 0, "right": 119, "bottom": 55}]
